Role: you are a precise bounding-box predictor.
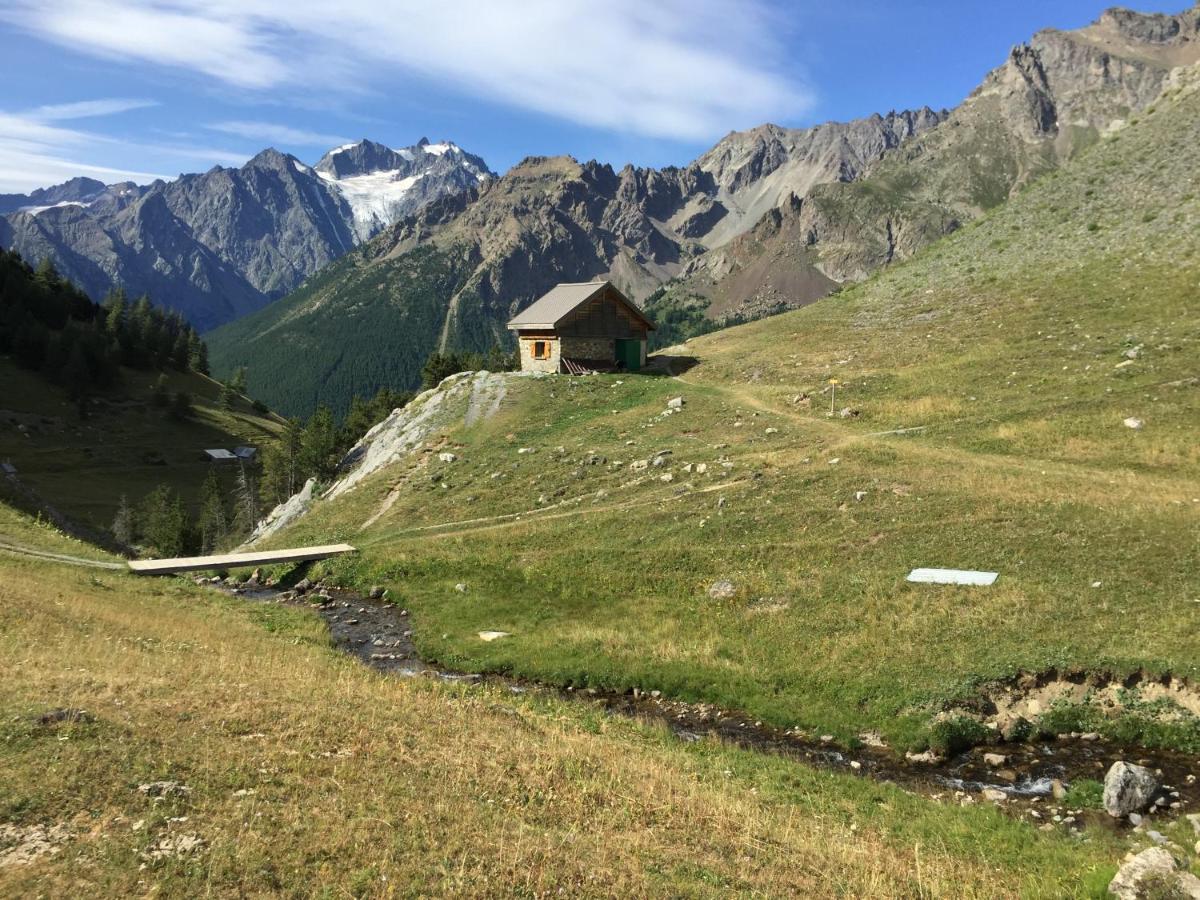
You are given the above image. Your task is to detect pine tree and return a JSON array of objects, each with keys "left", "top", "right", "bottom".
[
  {"left": 233, "top": 464, "right": 260, "bottom": 535},
  {"left": 219, "top": 381, "right": 235, "bottom": 410},
  {"left": 229, "top": 366, "right": 247, "bottom": 395},
  {"left": 188, "top": 332, "right": 209, "bottom": 375},
  {"left": 170, "top": 390, "right": 193, "bottom": 419},
  {"left": 139, "top": 485, "right": 187, "bottom": 556},
  {"left": 111, "top": 494, "right": 135, "bottom": 546},
  {"left": 300, "top": 406, "right": 339, "bottom": 481},
  {"left": 261, "top": 418, "right": 303, "bottom": 506},
  {"left": 197, "top": 469, "right": 228, "bottom": 552}
]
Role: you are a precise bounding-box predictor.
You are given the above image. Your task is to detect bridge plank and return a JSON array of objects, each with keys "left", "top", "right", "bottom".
[{"left": 128, "top": 543, "right": 356, "bottom": 575}]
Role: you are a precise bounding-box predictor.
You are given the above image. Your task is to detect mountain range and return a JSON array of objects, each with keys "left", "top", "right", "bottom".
[
  {"left": 2, "top": 5, "right": 1198, "bottom": 415},
  {"left": 205, "top": 4, "right": 1200, "bottom": 416},
  {"left": 0, "top": 138, "right": 493, "bottom": 330}
]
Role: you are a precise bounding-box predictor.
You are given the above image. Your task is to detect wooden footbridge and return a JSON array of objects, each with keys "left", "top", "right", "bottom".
[{"left": 127, "top": 543, "right": 356, "bottom": 575}]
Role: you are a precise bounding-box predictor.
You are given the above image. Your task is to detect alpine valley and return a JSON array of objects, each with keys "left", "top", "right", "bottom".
[
  {"left": 202, "top": 4, "right": 1200, "bottom": 416},
  {"left": 0, "top": 138, "right": 493, "bottom": 330}
]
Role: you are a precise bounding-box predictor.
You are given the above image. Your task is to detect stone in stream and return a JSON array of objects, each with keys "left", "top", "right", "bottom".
[
  {"left": 369, "top": 586, "right": 385, "bottom": 599},
  {"left": 1104, "top": 761, "right": 1159, "bottom": 817},
  {"left": 980, "top": 787, "right": 1008, "bottom": 803},
  {"left": 1107, "top": 847, "right": 1200, "bottom": 900},
  {"left": 983, "top": 752, "right": 1008, "bottom": 767}
]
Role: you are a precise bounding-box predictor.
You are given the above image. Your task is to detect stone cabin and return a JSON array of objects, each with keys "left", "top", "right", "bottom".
[{"left": 506, "top": 281, "right": 655, "bottom": 374}]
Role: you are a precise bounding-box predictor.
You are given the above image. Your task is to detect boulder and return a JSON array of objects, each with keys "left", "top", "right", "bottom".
[
  {"left": 707, "top": 580, "right": 737, "bottom": 600},
  {"left": 1123, "top": 417, "right": 1145, "bottom": 430},
  {"left": 667, "top": 397, "right": 685, "bottom": 409},
  {"left": 294, "top": 578, "right": 313, "bottom": 594},
  {"left": 1104, "top": 761, "right": 1159, "bottom": 817},
  {"left": 1108, "top": 847, "right": 1200, "bottom": 900},
  {"left": 368, "top": 586, "right": 385, "bottom": 599},
  {"left": 438, "top": 452, "right": 458, "bottom": 463},
  {"left": 983, "top": 752, "right": 1008, "bottom": 767}
]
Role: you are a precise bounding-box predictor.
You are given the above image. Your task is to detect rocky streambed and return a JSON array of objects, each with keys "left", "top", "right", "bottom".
[{"left": 217, "top": 580, "right": 1200, "bottom": 837}]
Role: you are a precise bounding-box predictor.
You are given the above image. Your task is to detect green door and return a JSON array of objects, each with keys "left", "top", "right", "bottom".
[{"left": 615, "top": 339, "right": 642, "bottom": 371}]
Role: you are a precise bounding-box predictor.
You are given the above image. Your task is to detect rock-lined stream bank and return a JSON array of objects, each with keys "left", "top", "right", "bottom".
[{"left": 219, "top": 581, "right": 1200, "bottom": 836}]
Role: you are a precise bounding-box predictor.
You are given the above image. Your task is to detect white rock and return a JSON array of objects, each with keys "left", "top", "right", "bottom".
[
  {"left": 983, "top": 752, "right": 1008, "bottom": 767},
  {"left": 1108, "top": 847, "right": 1200, "bottom": 900},
  {"left": 454, "top": 583, "right": 468, "bottom": 593},
  {"left": 854, "top": 491, "right": 867, "bottom": 502},
  {"left": 478, "top": 631, "right": 510, "bottom": 642},
  {"left": 1123, "top": 417, "right": 1144, "bottom": 430},
  {"left": 667, "top": 397, "right": 685, "bottom": 409},
  {"left": 981, "top": 787, "right": 1008, "bottom": 803},
  {"left": 695, "top": 463, "right": 707, "bottom": 474},
  {"left": 1104, "top": 761, "right": 1159, "bottom": 817},
  {"left": 438, "top": 452, "right": 457, "bottom": 463}
]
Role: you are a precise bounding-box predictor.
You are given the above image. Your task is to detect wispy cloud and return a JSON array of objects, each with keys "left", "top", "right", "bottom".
[
  {"left": 1, "top": 0, "right": 813, "bottom": 141},
  {"left": 0, "top": 102, "right": 248, "bottom": 193},
  {"left": 208, "top": 120, "right": 350, "bottom": 147},
  {"left": 31, "top": 97, "right": 159, "bottom": 121},
  {"left": 0, "top": 112, "right": 170, "bottom": 192}
]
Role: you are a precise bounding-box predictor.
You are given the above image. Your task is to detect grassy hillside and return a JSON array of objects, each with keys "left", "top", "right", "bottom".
[
  {"left": 0, "top": 503, "right": 1135, "bottom": 896},
  {"left": 258, "top": 67, "right": 1200, "bottom": 754},
  {"left": 0, "top": 357, "right": 282, "bottom": 536}
]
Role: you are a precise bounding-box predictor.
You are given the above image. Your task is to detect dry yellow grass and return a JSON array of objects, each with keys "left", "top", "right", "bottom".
[{"left": 0, "top": 536, "right": 1119, "bottom": 897}]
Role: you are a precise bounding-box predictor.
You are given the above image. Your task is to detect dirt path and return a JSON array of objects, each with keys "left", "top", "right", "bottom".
[
  {"left": 363, "top": 476, "right": 748, "bottom": 545},
  {"left": 0, "top": 540, "right": 125, "bottom": 570}
]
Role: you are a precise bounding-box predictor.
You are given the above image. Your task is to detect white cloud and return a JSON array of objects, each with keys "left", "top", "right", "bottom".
[
  {"left": 1, "top": 0, "right": 813, "bottom": 141},
  {"left": 0, "top": 112, "right": 170, "bottom": 193},
  {"left": 32, "top": 98, "right": 159, "bottom": 120},
  {"left": 208, "top": 120, "right": 351, "bottom": 148},
  {"left": 0, "top": 105, "right": 249, "bottom": 193}
]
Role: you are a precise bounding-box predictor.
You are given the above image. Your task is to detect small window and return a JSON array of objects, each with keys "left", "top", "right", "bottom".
[{"left": 533, "top": 340, "right": 551, "bottom": 360}]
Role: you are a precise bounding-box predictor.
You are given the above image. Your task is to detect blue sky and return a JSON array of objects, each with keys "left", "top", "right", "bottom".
[{"left": 0, "top": 0, "right": 1172, "bottom": 192}]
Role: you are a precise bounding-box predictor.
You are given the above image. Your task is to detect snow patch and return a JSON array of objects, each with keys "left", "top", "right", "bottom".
[
  {"left": 17, "top": 200, "right": 90, "bottom": 216},
  {"left": 422, "top": 142, "right": 452, "bottom": 155},
  {"left": 318, "top": 168, "right": 424, "bottom": 241}
]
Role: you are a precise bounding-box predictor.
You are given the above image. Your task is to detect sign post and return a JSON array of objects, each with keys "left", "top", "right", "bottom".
[{"left": 829, "top": 379, "right": 839, "bottom": 416}]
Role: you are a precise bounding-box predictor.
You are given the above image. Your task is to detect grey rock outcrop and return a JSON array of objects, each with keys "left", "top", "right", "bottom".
[{"left": 1, "top": 139, "right": 494, "bottom": 329}]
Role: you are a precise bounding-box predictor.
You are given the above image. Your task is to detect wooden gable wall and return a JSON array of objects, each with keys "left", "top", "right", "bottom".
[{"left": 555, "top": 286, "right": 648, "bottom": 339}]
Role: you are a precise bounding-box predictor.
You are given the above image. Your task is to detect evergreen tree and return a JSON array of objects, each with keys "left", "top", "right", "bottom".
[
  {"left": 300, "top": 405, "right": 339, "bottom": 481},
  {"left": 197, "top": 469, "right": 228, "bottom": 552},
  {"left": 170, "top": 390, "right": 193, "bottom": 419},
  {"left": 111, "top": 494, "right": 135, "bottom": 546},
  {"left": 219, "top": 381, "right": 236, "bottom": 410},
  {"left": 188, "top": 333, "right": 209, "bottom": 375},
  {"left": 229, "top": 366, "right": 248, "bottom": 395},
  {"left": 233, "top": 464, "right": 260, "bottom": 535},
  {"left": 261, "top": 418, "right": 303, "bottom": 506},
  {"left": 139, "top": 485, "right": 187, "bottom": 556}
]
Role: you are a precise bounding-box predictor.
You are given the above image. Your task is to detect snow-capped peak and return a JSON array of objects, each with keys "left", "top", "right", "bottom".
[{"left": 309, "top": 137, "right": 494, "bottom": 241}]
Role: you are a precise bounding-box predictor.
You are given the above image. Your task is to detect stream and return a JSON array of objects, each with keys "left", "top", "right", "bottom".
[{"left": 222, "top": 581, "right": 1199, "bottom": 835}]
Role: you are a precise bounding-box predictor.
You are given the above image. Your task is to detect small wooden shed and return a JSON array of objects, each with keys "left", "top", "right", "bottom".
[{"left": 507, "top": 281, "right": 654, "bottom": 374}]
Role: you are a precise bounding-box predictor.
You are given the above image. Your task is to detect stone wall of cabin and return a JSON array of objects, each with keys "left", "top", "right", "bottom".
[
  {"left": 518, "top": 336, "right": 560, "bottom": 373},
  {"left": 561, "top": 336, "right": 614, "bottom": 362}
]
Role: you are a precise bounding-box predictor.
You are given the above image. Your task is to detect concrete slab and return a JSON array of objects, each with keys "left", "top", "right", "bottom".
[{"left": 907, "top": 568, "right": 998, "bottom": 586}]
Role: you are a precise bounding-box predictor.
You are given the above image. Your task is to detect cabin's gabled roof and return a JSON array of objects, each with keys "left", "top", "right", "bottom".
[{"left": 507, "top": 281, "right": 654, "bottom": 330}]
